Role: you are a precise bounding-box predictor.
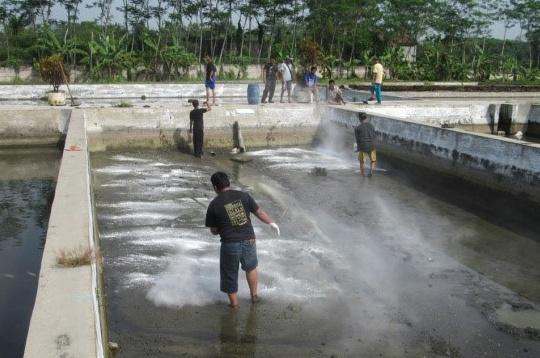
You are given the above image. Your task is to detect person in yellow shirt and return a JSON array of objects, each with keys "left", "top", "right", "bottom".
[{"left": 368, "top": 57, "right": 384, "bottom": 104}]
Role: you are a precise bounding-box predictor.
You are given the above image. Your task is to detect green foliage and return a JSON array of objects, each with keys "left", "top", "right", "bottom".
[
  {"left": 0, "top": 0, "right": 538, "bottom": 83},
  {"left": 298, "top": 39, "right": 322, "bottom": 67},
  {"left": 81, "top": 33, "right": 134, "bottom": 81}
]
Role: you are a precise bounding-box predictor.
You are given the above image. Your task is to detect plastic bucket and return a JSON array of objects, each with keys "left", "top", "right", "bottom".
[{"left": 247, "top": 84, "right": 260, "bottom": 104}]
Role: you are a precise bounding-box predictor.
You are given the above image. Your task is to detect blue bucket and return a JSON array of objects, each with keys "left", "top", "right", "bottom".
[{"left": 247, "top": 84, "right": 260, "bottom": 105}]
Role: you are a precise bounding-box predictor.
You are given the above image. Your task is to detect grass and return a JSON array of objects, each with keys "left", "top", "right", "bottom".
[{"left": 56, "top": 246, "right": 93, "bottom": 267}]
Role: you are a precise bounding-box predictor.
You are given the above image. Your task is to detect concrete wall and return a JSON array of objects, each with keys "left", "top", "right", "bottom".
[
  {"left": 364, "top": 102, "right": 536, "bottom": 135},
  {"left": 85, "top": 104, "right": 321, "bottom": 152},
  {"left": 0, "top": 82, "right": 330, "bottom": 102},
  {"left": 0, "top": 148, "right": 60, "bottom": 181},
  {"left": 527, "top": 105, "right": 540, "bottom": 137},
  {"left": 0, "top": 65, "right": 370, "bottom": 83},
  {"left": 0, "top": 107, "right": 70, "bottom": 147},
  {"left": 322, "top": 106, "right": 540, "bottom": 202},
  {"left": 24, "top": 111, "right": 103, "bottom": 358},
  {"left": 0, "top": 83, "right": 259, "bottom": 101}
]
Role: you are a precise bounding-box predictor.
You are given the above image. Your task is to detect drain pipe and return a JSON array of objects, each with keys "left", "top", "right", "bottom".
[{"left": 83, "top": 112, "right": 105, "bottom": 358}]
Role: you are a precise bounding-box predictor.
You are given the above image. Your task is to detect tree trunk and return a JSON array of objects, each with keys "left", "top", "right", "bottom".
[
  {"left": 218, "top": 29, "right": 228, "bottom": 65},
  {"left": 348, "top": 17, "right": 359, "bottom": 78},
  {"left": 198, "top": 10, "right": 204, "bottom": 76},
  {"left": 248, "top": 17, "right": 252, "bottom": 59},
  {"left": 239, "top": 16, "right": 248, "bottom": 57}
]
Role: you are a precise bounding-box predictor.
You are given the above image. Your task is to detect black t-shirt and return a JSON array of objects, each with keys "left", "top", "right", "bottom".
[
  {"left": 205, "top": 190, "right": 259, "bottom": 242},
  {"left": 264, "top": 63, "right": 277, "bottom": 81},
  {"left": 354, "top": 122, "right": 376, "bottom": 152},
  {"left": 206, "top": 63, "right": 216, "bottom": 80},
  {"left": 190, "top": 108, "right": 207, "bottom": 132}
]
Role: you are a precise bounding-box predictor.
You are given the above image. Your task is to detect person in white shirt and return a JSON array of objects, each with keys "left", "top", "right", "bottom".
[{"left": 279, "top": 57, "right": 295, "bottom": 103}]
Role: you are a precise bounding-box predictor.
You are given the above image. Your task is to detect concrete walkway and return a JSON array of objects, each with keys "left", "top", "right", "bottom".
[{"left": 24, "top": 111, "right": 103, "bottom": 358}]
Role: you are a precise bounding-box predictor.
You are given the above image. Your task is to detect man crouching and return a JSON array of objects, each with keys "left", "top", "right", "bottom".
[{"left": 205, "top": 172, "right": 280, "bottom": 307}]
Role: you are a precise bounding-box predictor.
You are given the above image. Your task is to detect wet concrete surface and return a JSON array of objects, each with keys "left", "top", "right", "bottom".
[
  {"left": 91, "top": 148, "right": 540, "bottom": 357},
  {"left": 0, "top": 147, "right": 60, "bottom": 358}
]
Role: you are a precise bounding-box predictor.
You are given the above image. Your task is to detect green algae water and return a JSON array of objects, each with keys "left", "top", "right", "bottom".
[{"left": 0, "top": 148, "right": 60, "bottom": 358}]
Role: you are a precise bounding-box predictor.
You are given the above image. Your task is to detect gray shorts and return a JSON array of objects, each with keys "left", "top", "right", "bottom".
[{"left": 283, "top": 80, "right": 293, "bottom": 92}]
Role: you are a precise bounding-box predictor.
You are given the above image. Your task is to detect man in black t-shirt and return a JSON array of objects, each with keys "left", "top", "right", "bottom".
[
  {"left": 354, "top": 112, "right": 377, "bottom": 177},
  {"left": 206, "top": 172, "right": 280, "bottom": 307},
  {"left": 189, "top": 99, "right": 211, "bottom": 158},
  {"left": 261, "top": 58, "right": 278, "bottom": 103},
  {"left": 204, "top": 56, "right": 217, "bottom": 106}
]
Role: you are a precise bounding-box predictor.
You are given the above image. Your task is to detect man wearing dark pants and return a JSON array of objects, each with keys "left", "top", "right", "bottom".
[
  {"left": 261, "top": 58, "right": 278, "bottom": 103},
  {"left": 189, "top": 99, "right": 211, "bottom": 158},
  {"left": 205, "top": 172, "right": 280, "bottom": 307}
]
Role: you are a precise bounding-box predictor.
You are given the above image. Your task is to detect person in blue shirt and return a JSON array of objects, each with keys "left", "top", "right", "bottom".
[
  {"left": 204, "top": 55, "right": 217, "bottom": 106},
  {"left": 304, "top": 66, "right": 320, "bottom": 104}
]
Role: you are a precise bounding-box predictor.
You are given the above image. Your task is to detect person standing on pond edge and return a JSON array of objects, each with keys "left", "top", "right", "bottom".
[
  {"left": 354, "top": 112, "right": 377, "bottom": 177},
  {"left": 368, "top": 57, "right": 384, "bottom": 104},
  {"left": 205, "top": 172, "right": 280, "bottom": 308},
  {"left": 261, "top": 58, "right": 278, "bottom": 103},
  {"left": 279, "top": 57, "right": 295, "bottom": 103},
  {"left": 205, "top": 56, "right": 217, "bottom": 106},
  {"left": 304, "top": 66, "right": 320, "bottom": 104},
  {"left": 189, "top": 99, "right": 211, "bottom": 158}
]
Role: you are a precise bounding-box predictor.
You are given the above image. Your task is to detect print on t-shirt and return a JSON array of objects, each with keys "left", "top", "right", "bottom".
[{"left": 225, "top": 200, "right": 249, "bottom": 226}]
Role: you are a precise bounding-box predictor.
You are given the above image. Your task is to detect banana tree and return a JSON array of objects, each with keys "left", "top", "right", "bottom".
[{"left": 81, "top": 33, "right": 133, "bottom": 81}]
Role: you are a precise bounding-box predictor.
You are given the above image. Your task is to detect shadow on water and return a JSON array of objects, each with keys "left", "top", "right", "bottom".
[
  {"left": 378, "top": 153, "right": 540, "bottom": 243},
  {"left": 173, "top": 128, "right": 192, "bottom": 154}
]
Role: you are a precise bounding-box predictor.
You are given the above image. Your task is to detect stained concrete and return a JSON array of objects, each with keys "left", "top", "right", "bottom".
[
  {"left": 322, "top": 105, "right": 540, "bottom": 202},
  {"left": 91, "top": 149, "right": 540, "bottom": 357},
  {"left": 24, "top": 111, "right": 102, "bottom": 358},
  {"left": 0, "top": 83, "right": 259, "bottom": 101},
  {"left": 0, "top": 107, "right": 70, "bottom": 147},
  {"left": 0, "top": 147, "right": 61, "bottom": 181},
  {"left": 85, "top": 104, "right": 321, "bottom": 151}
]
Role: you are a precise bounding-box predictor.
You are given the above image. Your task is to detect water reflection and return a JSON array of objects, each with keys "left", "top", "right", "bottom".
[
  {"left": 219, "top": 305, "right": 258, "bottom": 357},
  {"left": 0, "top": 148, "right": 60, "bottom": 358}
]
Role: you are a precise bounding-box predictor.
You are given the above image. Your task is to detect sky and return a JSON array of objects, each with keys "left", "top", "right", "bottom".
[{"left": 51, "top": 3, "right": 524, "bottom": 41}]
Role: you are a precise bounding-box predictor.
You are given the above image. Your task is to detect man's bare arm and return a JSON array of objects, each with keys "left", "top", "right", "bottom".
[
  {"left": 254, "top": 208, "right": 280, "bottom": 236},
  {"left": 255, "top": 208, "right": 273, "bottom": 224}
]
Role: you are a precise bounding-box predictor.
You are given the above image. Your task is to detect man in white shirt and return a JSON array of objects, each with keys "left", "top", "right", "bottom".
[{"left": 279, "top": 57, "right": 295, "bottom": 103}]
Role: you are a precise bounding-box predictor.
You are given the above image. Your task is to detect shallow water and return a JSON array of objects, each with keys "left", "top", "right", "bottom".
[
  {"left": 92, "top": 148, "right": 540, "bottom": 357},
  {"left": 0, "top": 148, "right": 60, "bottom": 358}
]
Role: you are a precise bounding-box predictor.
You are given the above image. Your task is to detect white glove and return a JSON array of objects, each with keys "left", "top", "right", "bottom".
[
  {"left": 269, "top": 222, "right": 280, "bottom": 237},
  {"left": 354, "top": 143, "right": 358, "bottom": 152}
]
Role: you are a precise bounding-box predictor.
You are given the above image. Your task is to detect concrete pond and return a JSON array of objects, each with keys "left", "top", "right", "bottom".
[
  {"left": 90, "top": 147, "right": 540, "bottom": 357},
  {"left": 0, "top": 148, "right": 61, "bottom": 358},
  {"left": 1, "top": 85, "right": 540, "bottom": 358}
]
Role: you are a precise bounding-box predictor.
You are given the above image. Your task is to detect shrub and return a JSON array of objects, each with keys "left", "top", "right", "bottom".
[{"left": 38, "top": 55, "right": 69, "bottom": 92}]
